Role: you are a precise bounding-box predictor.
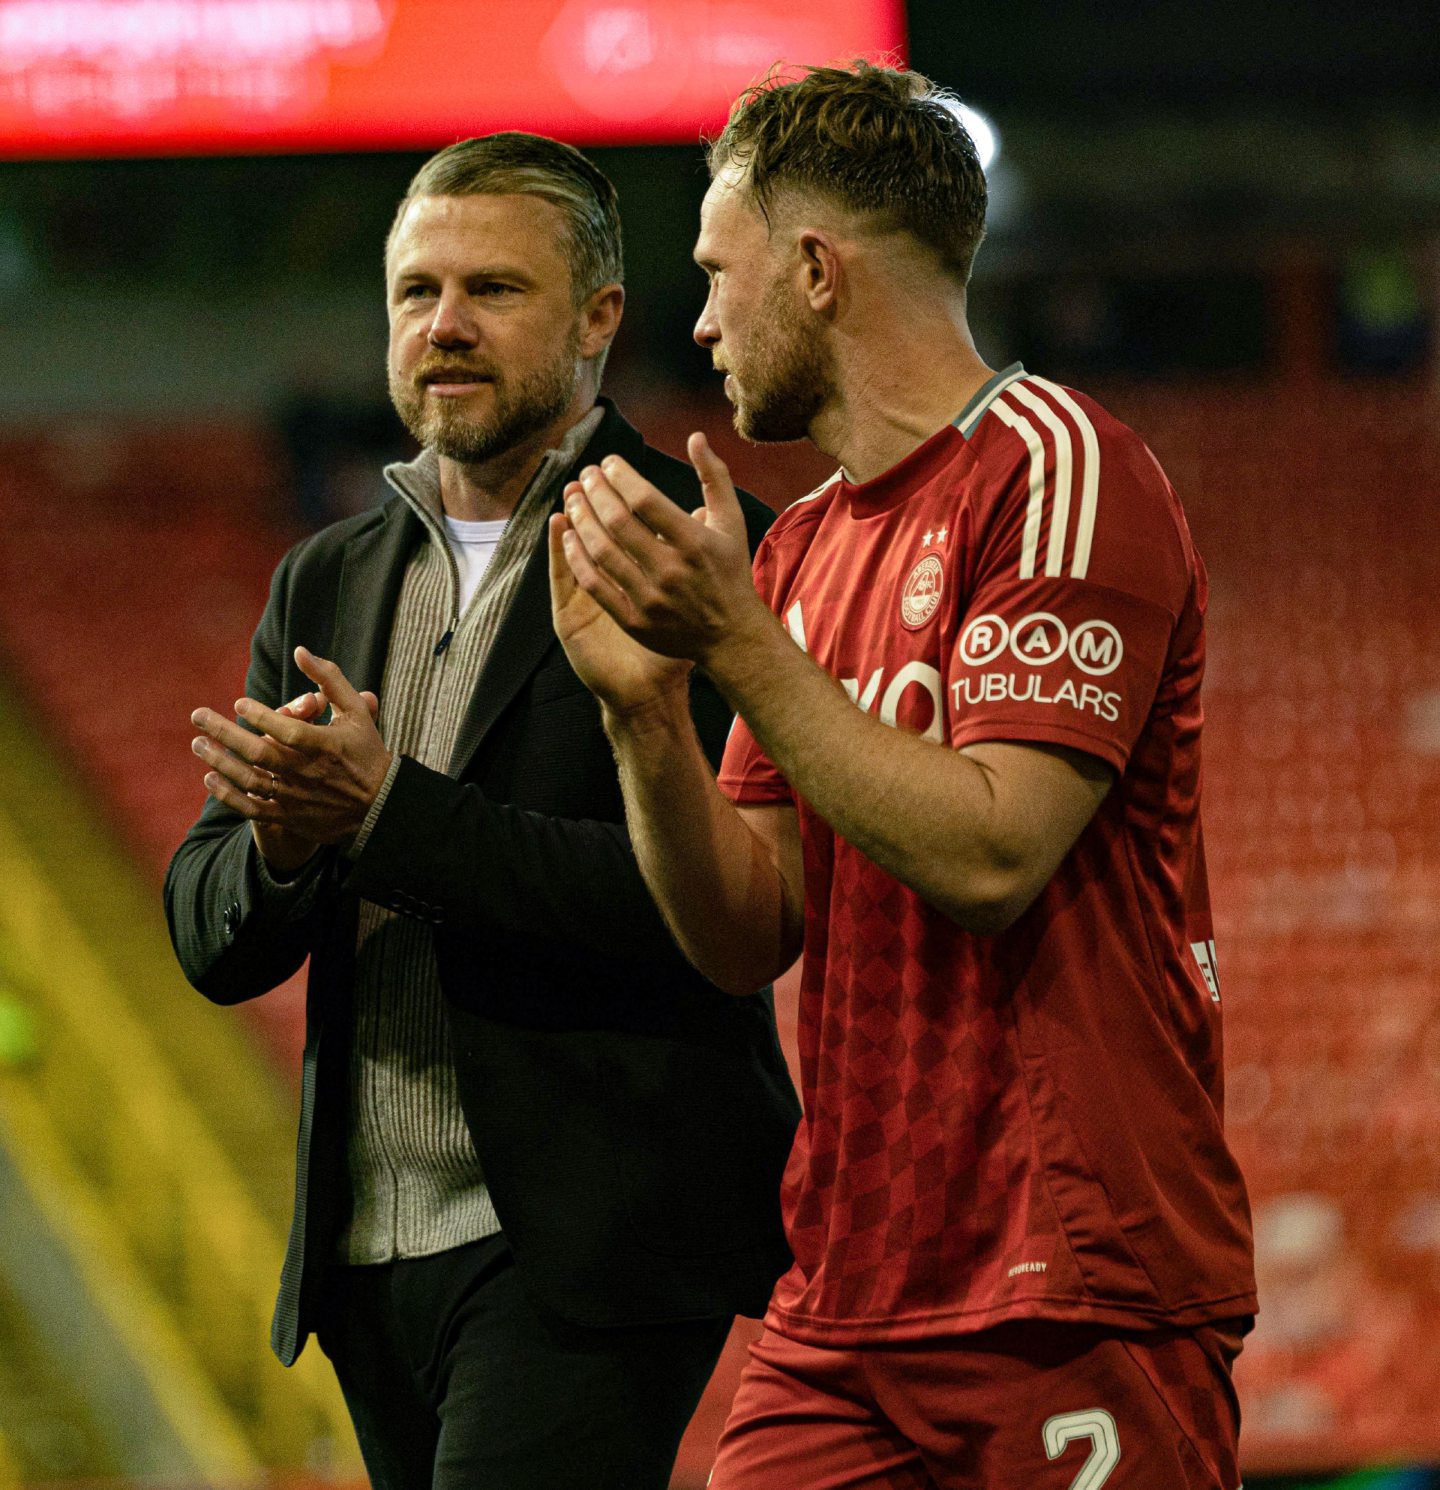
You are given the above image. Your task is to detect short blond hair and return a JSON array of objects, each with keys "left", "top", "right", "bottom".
[
  {"left": 708, "top": 62, "right": 987, "bottom": 285},
  {"left": 387, "top": 131, "right": 624, "bottom": 305}
]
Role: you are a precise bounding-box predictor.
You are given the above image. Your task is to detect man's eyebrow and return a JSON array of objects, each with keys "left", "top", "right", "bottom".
[
  {"left": 467, "top": 262, "right": 537, "bottom": 284},
  {"left": 392, "top": 262, "right": 537, "bottom": 284}
]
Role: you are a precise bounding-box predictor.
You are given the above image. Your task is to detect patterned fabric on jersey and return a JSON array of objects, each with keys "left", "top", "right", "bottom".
[{"left": 718, "top": 364, "right": 1256, "bottom": 1346}]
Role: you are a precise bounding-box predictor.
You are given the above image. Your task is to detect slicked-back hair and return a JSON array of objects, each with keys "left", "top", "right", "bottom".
[
  {"left": 707, "top": 61, "right": 988, "bottom": 286},
  {"left": 386, "top": 132, "right": 624, "bottom": 305}
]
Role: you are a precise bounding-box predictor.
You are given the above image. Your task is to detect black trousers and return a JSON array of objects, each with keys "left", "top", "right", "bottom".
[{"left": 315, "top": 1234, "right": 732, "bottom": 1490}]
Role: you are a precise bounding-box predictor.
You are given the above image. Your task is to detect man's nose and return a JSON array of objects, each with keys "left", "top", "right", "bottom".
[
  {"left": 693, "top": 287, "right": 719, "bottom": 348},
  {"left": 428, "top": 288, "right": 479, "bottom": 348}
]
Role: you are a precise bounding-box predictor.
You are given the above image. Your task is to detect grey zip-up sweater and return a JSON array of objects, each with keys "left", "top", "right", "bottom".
[{"left": 327, "top": 408, "right": 603, "bottom": 1262}]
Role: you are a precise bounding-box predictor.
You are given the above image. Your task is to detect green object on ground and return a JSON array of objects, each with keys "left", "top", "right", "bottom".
[{"left": 0, "top": 990, "right": 40, "bottom": 1068}]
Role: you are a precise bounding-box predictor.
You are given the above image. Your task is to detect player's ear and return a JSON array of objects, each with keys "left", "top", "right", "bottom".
[{"left": 797, "top": 229, "right": 841, "bottom": 312}]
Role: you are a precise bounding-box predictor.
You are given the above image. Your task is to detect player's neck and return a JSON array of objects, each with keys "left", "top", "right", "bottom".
[{"left": 818, "top": 337, "right": 995, "bottom": 486}]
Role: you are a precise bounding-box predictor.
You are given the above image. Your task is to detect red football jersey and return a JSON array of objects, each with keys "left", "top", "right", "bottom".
[{"left": 719, "top": 365, "right": 1256, "bottom": 1345}]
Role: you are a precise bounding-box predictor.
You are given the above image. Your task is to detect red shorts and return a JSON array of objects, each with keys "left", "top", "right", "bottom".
[{"left": 708, "top": 1319, "right": 1245, "bottom": 1490}]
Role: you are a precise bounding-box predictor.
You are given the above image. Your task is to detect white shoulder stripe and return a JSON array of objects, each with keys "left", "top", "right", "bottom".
[
  {"left": 789, "top": 469, "right": 843, "bottom": 506},
  {"left": 1028, "top": 375, "right": 1101, "bottom": 579},
  {"left": 989, "top": 396, "right": 1048, "bottom": 579},
  {"left": 1007, "top": 380, "right": 1074, "bottom": 577}
]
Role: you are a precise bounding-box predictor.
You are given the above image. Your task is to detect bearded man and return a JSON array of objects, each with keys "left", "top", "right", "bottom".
[
  {"left": 553, "top": 64, "right": 1256, "bottom": 1490},
  {"left": 165, "top": 132, "right": 798, "bottom": 1490}
]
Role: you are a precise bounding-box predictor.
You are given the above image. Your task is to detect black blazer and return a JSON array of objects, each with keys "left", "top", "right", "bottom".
[{"left": 164, "top": 401, "right": 800, "bottom": 1366}]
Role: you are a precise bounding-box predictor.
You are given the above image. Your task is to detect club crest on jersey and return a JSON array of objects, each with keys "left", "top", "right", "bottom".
[{"left": 901, "top": 552, "right": 944, "bottom": 630}]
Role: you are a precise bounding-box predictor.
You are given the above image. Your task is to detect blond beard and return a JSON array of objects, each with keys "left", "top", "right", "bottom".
[
  {"left": 730, "top": 279, "right": 835, "bottom": 444},
  {"left": 389, "top": 331, "right": 581, "bottom": 463}
]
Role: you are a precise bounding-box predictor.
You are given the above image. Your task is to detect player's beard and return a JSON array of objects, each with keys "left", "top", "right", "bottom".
[
  {"left": 727, "top": 276, "right": 836, "bottom": 444},
  {"left": 389, "top": 326, "right": 582, "bottom": 464}
]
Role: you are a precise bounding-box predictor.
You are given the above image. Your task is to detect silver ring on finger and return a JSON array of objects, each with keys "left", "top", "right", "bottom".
[{"left": 252, "top": 770, "right": 280, "bottom": 802}]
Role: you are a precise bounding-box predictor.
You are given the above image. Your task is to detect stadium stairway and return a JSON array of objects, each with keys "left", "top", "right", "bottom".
[
  {"left": 0, "top": 1264, "right": 116, "bottom": 1485},
  {"left": 0, "top": 664, "right": 362, "bottom": 1478},
  {"left": 0, "top": 660, "right": 360, "bottom": 1475}
]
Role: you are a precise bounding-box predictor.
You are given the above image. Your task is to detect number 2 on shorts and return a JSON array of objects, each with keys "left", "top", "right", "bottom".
[{"left": 1043, "top": 1409, "right": 1120, "bottom": 1489}]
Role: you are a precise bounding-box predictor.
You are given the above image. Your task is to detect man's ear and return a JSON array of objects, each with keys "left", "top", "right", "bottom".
[
  {"left": 579, "top": 283, "right": 625, "bottom": 359},
  {"left": 797, "top": 230, "right": 842, "bottom": 313}
]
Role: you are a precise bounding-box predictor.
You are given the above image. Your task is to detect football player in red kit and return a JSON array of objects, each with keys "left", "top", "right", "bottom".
[{"left": 549, "top": 62, "right": 1256, "bottom": 1490}]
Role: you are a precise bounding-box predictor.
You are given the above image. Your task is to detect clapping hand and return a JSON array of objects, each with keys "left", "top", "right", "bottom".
[
  {"left": 190, "top": 647, "right": 388, "bottom": 873},
  {"left": 549, "top": 433, "right": 767, "bottom": 712},
  {"left": 548, "top": 508, "right": 693, "bottom": 717}
]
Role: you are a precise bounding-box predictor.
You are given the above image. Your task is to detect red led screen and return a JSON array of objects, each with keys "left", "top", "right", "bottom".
[{"left": 0, "top": 0, "right": 906, "bottom": 157}]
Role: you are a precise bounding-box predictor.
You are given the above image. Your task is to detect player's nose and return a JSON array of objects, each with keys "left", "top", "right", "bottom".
[{"left": 693, "top": 288, "right": 720, "bottom": 348}]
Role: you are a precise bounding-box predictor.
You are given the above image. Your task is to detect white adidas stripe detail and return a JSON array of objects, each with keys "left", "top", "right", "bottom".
[
  {"left": 1007, "top": 380, "right": 1074, "bottom": 578},
  {"left": 990, "top": 378, "right": 1102, "bottom": 582},
  {"left": 1028, "top": 376, "right": 1100, "bottom": 580},
  {"left": 989, "top": 398, "right": 1048, "bottom": 580}
]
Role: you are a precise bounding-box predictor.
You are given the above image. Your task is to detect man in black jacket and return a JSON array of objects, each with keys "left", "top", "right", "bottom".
[{"left": 165, "top": 133, "right": 798, "bottom": 1490}]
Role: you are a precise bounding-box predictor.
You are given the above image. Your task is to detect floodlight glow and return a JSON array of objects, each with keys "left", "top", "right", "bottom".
[{"left": 946, "top": 101, "right": 999, "bottom": 172}]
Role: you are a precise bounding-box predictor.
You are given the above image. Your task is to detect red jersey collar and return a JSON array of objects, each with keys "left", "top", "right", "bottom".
[{"left": 839, "top": 363, "right": 1026, "bottom": 518}]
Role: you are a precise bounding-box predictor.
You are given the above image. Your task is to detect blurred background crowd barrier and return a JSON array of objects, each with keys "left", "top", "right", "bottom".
[{"left": 1, "top": 3, "right": 1439, "bottom": 1488}]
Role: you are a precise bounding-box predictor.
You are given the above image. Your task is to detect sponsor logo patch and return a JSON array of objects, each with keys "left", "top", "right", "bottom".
[
  {"left": 958, "top": 614, "right": 1125, "bottom": 675},
  {"left": 952, "top": 614, "right": 1128, "bottom": 722}
]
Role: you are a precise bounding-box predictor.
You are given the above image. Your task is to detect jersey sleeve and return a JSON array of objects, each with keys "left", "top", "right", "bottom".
[
  {"left": 717, "top": 534, "right": 795, "bottom": 806},
  {"left": 717, "top": 713, "right": 793, "bottom": 806},
  {"left": 946, "top": 382, "right": 1194, "bottom": 774}
]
